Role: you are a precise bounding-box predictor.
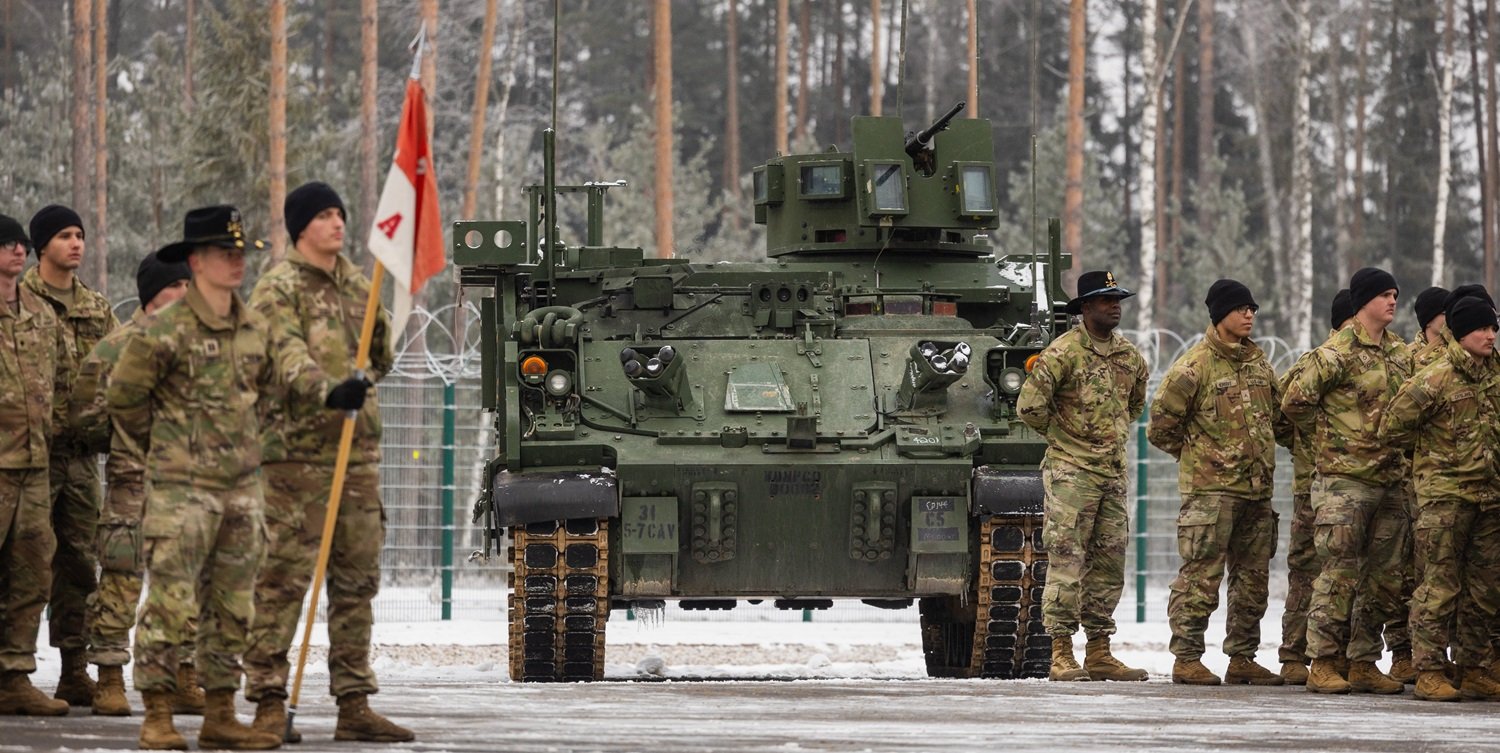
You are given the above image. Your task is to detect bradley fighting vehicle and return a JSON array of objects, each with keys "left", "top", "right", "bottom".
[{"left": 458, "top": 102, "right": 1072, "bottom": 682}]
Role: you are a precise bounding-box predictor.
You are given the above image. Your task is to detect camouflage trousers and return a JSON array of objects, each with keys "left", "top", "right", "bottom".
[
  {"left": 1279, "top": 491, "right": 1320, "bottom": 663},
  {"left": 244, "top": 463, "right": 384, "bottom": 701},
  {"left": 1040, "top": 462, "right": 1129, "bottom": 639},
  {"left": 1409, "top": 499, "right": 1500, "bottom": 670},
  {"left": 1168, "top": 495, "right": 1277, "bottom": 661},
  {"left": 133, "top": 480, "right": 266, "bottom": 693},
  {"left": 48, "top": 452, "right": 100, "bottom": 652},
  {"left": 0, "top": 468, "right": 54, "bottom": 673},
  {"left": 1305, "top": 475, "right": 1411, "bottom": 663},
  {"left": 85, "top": 477, "right": 199, "bottom": 667},
  {"left": 1381, "top": 488, "right": 1419, "bottom": 658}
]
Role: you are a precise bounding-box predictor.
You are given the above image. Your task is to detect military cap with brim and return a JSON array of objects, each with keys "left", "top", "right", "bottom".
[
  {"left": 158, "top": 205, "right": 264, "bottom": 264},
  {"left": 1066, "top": 270, "right": 1135, "bottom": 315}
]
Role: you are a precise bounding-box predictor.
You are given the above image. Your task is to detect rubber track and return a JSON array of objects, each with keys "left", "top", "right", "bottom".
[{"left": 507, "top": 518, "right": 611, "bottom": 682}]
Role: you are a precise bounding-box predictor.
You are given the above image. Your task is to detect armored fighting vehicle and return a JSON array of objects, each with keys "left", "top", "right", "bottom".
[{"left": 458, "top": 102, "right": 1072, "bottom": 682}]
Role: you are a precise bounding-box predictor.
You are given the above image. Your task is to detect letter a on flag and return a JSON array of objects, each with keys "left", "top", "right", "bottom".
[{"left": 368, "top": 76, "right": 445, "bottom": 351}]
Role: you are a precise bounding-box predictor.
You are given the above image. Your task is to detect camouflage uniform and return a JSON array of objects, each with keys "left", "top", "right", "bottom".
[
  {"left": 1018, "top": 325, "right": 1148, "bottom": 639},
  {"left": 1378, "top": 338, "right": 1500, "bottom": 671},
  {"left": 1278, "top": 347, "right": 1321, "bottom": 665},
  {"left": 68, "top": 310, "right": 195, "bottom": 668},
  {"left": 1281, "top": 322, "right": 1414, "bottom": 664},
  {"left": 21, "top": 266, "right": 117, "bottom": 654},
  {"left": 0, "top": 286, "right": 62, "bottom": 674},
  {"left": 106, "top": 286, "right": 320, "bottom": 693},
  {"left": 1149, "top": 327, "right": 1289, "bottom": 662},
  {"left": 243, "top": 248, "right": 392, "bottom": 702}
]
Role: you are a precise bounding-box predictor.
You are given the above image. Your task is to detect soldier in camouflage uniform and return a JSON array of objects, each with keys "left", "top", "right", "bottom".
[
  {"left": 0, "top": 214, "right": 69, "bottom": 717},
  {"left": 1018, "top": 270, "right": 1150, "bottom": 683},
  {"left": 243, "top": 182, "right": 410, "bottom": 743},
  {"left": 23, "top": 205, "right": 119, "bottom": 707},
  {"left": 1380, "top": 295, "right": 1500, "bottom": 702},
  {"left": 107, "top": 205, "right": 349, "bottom": 751},
  {"left": 1281, "top": 267, "right": 1414, "bottom": 695},
  {"left": 68, "top": 252, "right": 193, "bottom": 717},
  {"left": 1149, "top": 280, "right": 1291, "bottom": 687},
  {"left": 1277, "top": 289, "right": 1354, "bottom": 686}
]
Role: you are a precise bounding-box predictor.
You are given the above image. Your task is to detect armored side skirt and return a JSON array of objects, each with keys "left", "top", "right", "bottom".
[{"left": 490, "top": 470, "right": 619, "bottom": 528}]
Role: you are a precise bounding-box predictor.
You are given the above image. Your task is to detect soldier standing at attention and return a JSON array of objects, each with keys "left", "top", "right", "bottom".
[
  {"left": 1018, "top": 270, "right": 1150, "bottom": 683},
  {"left": 1277, "top": 289, "right": 1354, "bottom": 686},
  {"left": 1282, "top": 266, "right": 1414, "bottom": 695},
  {"left": 1411, "top": 287, "right": 1450, "bottom": 371},
  {"left": 1379, "top": 295, "right": 1500, "bottom": 702},
  {"left": 244, "top": 182, "right": 411, "bottom": 743},
  {"left": 69, "top": 252, "right": 195, "bottom": 717},
  {"left": 0, "top": 214, "right": 68, "bottom": 717},
  {"left": 1149, "top": 280, "right": 1290, "bottom": 686},
  {"left": 23, "top": 204, "right": 118, "bottom": 707},
  {"left": 108, "top": 205, "right": 335, "bottom": 750}
]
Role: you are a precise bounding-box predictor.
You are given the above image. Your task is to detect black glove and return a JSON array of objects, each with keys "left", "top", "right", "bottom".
[{"left": 325, "top": 377, "right": 373, "bottom": 412}]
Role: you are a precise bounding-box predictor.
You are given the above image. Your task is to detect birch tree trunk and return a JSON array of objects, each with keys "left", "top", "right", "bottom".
[
  {"left": 1468, "top": 0, "right": 1492, "bottom": 277},
  {"left": 1062, "top": 0, "right": 1087, "bottom": 280},
  {"left": 1162, "top": 0, "right": 1186, "bottom": 326},
  {"left": 1352, "top": 0, "right": 1370, "bottom": 257},
  {"left": 1331, "top": 18, "right": 1351, "bottom": 284},
  {"left": 1433, "top": 0, "right": 1456, "bottom": 286},
  {"left": 1138, "top": 0, "right": 1160, "bottom": 332},
  {"left": 774, "top": 0, "right": 788, "bottom": 153},
  {"left": 358, "top": 0, "right": 377, "bottom": 253},
  {"left": 966, "top": 0, "right": 977, "bottom": 115},
  {"left": 653, "top": 0, "right": 674, "bottom": 258},
  {"left": 90, "top": 0, "right": 107, "bottom": 293},
  {"left": 462, "top": 0, "right": 499, "bottom": 220},
  {"left": 269, "top": 0, "right": 287, "bottom": 262},
  {"left": 1289, "top": 0, "right": 1314, "bottom": 350},
  {"left": 1487, "top": 0, "right": 1498, "bottom": 290}
]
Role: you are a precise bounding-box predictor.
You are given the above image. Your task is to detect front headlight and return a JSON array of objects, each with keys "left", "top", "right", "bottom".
[
  {"left": 999, "top": 367, "right": 1026, "bottom": 395},
  {"left": 544, "top": 370, "right": 573, "bottom": 397}
]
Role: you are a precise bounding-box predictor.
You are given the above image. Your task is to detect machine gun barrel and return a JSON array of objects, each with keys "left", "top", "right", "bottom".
[{"left": 905, "top": 101, "right": 966, "bottom": 157}]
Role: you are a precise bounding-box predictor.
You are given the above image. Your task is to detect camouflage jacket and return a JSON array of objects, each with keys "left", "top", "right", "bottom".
[
  {"left": 1411, "top": 328, "right": 1450, "bottom": 371},
  {"left": 21, "top": 266, "right": 117, "bottom": 451},
  {"left": 70, "top": 310, "right": 149, "bottom": 505},
  {"left": 1281, "top": 321, "right": 1414, "bottom": 486},
  {"left": 107, "top": 287, "right": 297, "bottom": 490},
  {"left": 1378, "top": 338, "right": 1500, "bottom": 504},
  {"left": 1279, "top": 347, "right": 1320, "bottom": 496},
  {"left": 1018, "top": 325, "right": 1148, "bottom": 475},
  {"left": 1148, "top": 327, "right": 1291, "bottom": 498},
  {"left": 249, "top": 249, "right": 392, "bottom": 467},
  {"left": 0, "top": 286, "right": 63, "bottom": 469}
]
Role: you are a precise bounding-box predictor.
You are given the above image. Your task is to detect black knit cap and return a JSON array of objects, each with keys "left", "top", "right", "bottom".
[
  {"left": 0, "top": 214, "right": 28, "bottom": 249},
  {"left": 1204, "top": 279, "right": 1258, "bottom": 325},
  {"left": 1449, "top": 295, "right": 1499, "bottom": 341},
  {"left": 135, "top": 250, "right": 191, "bottom": 307},
  {"left": 1331, "top": 289, "right": 1353, "bottom": 330},
  {"left": 28, "top": 204, "right": 84, "bottom": 256},
  {"left": 284, "top": 181, "right": 345, "bottom": 244},
  {"left": 1349, "top": 266, "right": 1398, "bottom": 314},
  {"left": 1444, "top": 284, "right": 1495, "bottom": 319},
  {"left": 1414, "top": 286, "right": 1450, "bottom": 329}
]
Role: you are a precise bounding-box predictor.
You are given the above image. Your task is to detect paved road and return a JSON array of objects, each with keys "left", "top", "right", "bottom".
[{"left": 3, "top": 678, "right": 1498, "bottom": 753}]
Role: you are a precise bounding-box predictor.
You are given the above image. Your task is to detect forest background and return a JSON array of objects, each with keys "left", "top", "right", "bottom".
[{"left": 0, "top": 0, "right": 1492, "bottom": 349}]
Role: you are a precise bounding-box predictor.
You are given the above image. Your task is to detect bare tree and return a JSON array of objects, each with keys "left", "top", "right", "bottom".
[
  {"left": 653, "top": 0, "right": 674, "bottom": 258},
  {"left": 1197, "top": 0, "right": 1216, "bottom": 197},
  {"left": 775, "top": 0, "right": 788, "bottom": 152},
  {"left": 1242, "top": 2, "right": 1285, "bottom": 325},
  {"left": 269, "top": 0, "right": 287, "bottom": 261},
  {"left": 1352, "top": 0, "right": 1370, "bottom": 257},
  {"left": 1062, "top": 0, "right": 1087, "bottom": 277},
  {"left": 462, "top": 0, "right": 499, "bottom": 220},
  {"left": 1330, "top": 9, "right": 1351, "bottom": 282},
  {"left": 70, "top": 0, "right": 92, "bottom": 233},
  {"left": 1468, "top": 0, "right": 1492, "bottom": 279},
  {"left": 870, "top": 0, "right": 882, "bottom": 116},
  {"left": 1139, "top": 0, "right": 1161, "bottom": 331},
  {"left": 90, "top": 0, "right": 108, "bottom": 292},
  {"left": 491, "top": 0, "right": 524, "bottom": 219},
  {"left": 1164, "top": 0, "right": 1187, "bottom": 324},
  {"left": 1288, "top": 0, "right": 1313, "bottom": 349},
  {"left": 1433, "top": 0, "right": 1456, "bottom": 286},
  {"left": 795, "top": 0, "right": 811, "bottom": 144},
  {"left": 358, "top": 0, "right": 377, "bottom": 252},
  {"left": 724, "top": 0, "right": 742, "bottom": 216}
]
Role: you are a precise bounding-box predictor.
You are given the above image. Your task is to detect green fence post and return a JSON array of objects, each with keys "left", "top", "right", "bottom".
[
  {"left": 441, "top": 382, "right": 456, "bottom": 620},
  {"left": 1135, "top": 412, "right": 1149, "bottom": 623}
]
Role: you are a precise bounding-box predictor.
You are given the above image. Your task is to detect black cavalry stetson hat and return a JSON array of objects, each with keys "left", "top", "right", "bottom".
[
  {"left": 158, "top": 205, "right": 265, "bottom": 264},
  {"left": 1067, "top": 270, "right": 1134, "bottom": 315}
]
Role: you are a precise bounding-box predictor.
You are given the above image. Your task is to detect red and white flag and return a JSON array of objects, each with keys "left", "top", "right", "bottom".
[{"left": 368, "top": 77, "right": 445, "bottom": 351}]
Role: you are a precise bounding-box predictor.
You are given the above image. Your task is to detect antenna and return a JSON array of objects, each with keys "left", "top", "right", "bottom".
[{"left": 543, "top": 0, "right": 561, "bottom": 299}]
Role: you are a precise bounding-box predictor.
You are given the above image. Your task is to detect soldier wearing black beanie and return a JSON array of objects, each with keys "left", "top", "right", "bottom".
[
  {"left": 1413, "top": 287, "right": 1449, "bottom": 332},
  {"left": 1349, "top": 267, "right": 1399, "bottom": 315},
  {"left": 283, "top": 181, "right": 345, "bottom": 245},
  {"left": 1448, "top": 295, "right": 1499, "bottom": 342},
  {"left": 1204, "top": 279, "right": 1259, "bottom": 325},
  {"left": 1331, "top": 289, "right": 1353, "bottom": 332}
]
